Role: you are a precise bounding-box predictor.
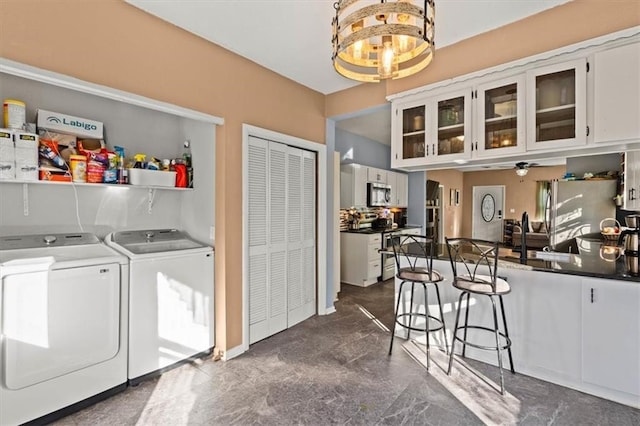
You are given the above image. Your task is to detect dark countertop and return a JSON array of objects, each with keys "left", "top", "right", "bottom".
[
  {"left": 341, "top": 225, "right": 422, "bottom": 235},
  {"left": 382, "top": 242, "right": 640, "bottom": 283}
]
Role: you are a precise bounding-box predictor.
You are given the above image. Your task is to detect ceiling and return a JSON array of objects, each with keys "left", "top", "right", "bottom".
[{"left": 126, "top": 0, "right": 571, "bottom": 143}]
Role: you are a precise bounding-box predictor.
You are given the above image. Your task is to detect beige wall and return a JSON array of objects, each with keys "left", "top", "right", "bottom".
[
  {"left": 0, "top": 1, "right": 325, "bottom": 353},
  {"left": 425, "top": 169, "right": 464, "bottom": 238},
  {"left": 2, "top": 0, "right": 638, "bottom": 354},
  {"left": 460, "top": 166, "right": 566, "bottom": 237}
]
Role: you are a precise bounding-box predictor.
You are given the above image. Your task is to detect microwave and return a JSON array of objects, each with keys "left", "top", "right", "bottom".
[{"left": 367, "top": 182, "right": 391, "bottom": 207}]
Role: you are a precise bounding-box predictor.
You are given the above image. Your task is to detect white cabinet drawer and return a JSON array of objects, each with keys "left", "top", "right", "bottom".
[
  {"left": 367, "top": 243, "right": 381, "bottom": 261},
  {"left": 368, "top": 233, "right": 382, "bottom": 245},
  {"left": 368, "top": 259, "right": 381, "bottom": 280}
]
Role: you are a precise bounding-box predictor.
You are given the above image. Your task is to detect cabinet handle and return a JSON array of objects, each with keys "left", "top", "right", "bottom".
[
  {"left": 432, "top": 144, "right": 435, "bottom": 155},
  {"left": 590, "top": 287, "right": 594, "bottom": 304},
  {"left": 586, "top": 126, "right": 590, "bottom": 137},
  {"left": 630, "top": 188, "right": 636, "bottom": 201}
]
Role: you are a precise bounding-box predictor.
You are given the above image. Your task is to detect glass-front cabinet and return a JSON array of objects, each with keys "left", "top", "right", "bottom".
[
  {"left": 475, "top": 76, "right": 526, "bottom": 157},
  {"left": 431, "top": 89, "right": 472, "bottom": 162},
  {"left": 399, "top": 103, "right": 427, "bottom": 162},
  {"left": 526, "top": 58, "right": 587, "bottom": 150}
]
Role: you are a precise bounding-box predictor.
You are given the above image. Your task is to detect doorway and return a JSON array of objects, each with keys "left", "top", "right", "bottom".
[
  {"left": 472, "top": 185, "right": 505, "bottom": 242},
  {"left": 242, "top": 125, "right": 328, "bottom": 355}
]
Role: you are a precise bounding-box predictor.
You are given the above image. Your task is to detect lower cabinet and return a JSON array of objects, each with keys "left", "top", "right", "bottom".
[
  {"left": 393, "top": 257, "right": 640, "bottom": 408},
  {"left": 340, "top": 232, "right": 382, "bottom": 286},
  {"left": 581, "top": 277, "right": 640, "bottom": 397}
]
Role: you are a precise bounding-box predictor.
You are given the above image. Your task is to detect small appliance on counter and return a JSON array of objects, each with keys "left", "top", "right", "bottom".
[
  {"left": 373, "top": 217, "right": 393, "bottom": 230},
  {"left": 619, "top": 214, "right": 640, "bottom": 275}
]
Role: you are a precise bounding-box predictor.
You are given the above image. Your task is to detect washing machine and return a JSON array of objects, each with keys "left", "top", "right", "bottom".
[
  {"left": 0, "top": 233, "right": 128, "bottom": 426},
  {"left": 105, "top": 229, "right": 214, "bottom": 384}
]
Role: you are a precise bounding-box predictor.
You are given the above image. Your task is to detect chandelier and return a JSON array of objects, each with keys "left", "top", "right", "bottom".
[{"left": 332, "top": 0, "right": 435, "bottom": 82}]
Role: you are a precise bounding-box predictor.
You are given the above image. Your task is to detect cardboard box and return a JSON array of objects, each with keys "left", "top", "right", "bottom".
[
  {"left": 0, "top": 129, "right": 15, "bottom": 179},
  {"left": 37, "top": 109, "right": 103, "bottom": 139},
  {"left": 39, "top": 166, "right": 72, "bottom": 182},
  {"left": 14, "top": 131, "right": 38, "bottom": 181}
]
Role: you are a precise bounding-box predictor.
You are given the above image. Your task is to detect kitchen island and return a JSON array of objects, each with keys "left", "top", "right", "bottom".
[{"left": 385, "top": 240, "right": 639, "bottom": 408}]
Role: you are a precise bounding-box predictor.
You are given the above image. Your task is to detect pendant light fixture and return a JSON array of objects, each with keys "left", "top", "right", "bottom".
[{"left": 332, "top": 0, "right": 435, "bottom": 83}]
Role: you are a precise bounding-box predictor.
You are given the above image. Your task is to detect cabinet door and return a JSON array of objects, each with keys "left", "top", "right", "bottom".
[
  {"left": 397, "top": 173, "right": 408, "bottom": 207},
  {"left": 367, "top": 167, "right": 387, "bottom": 183},
  {"left": 392, "top": 100, "right": 427, "bottom": 168},
  {"left": 593, "top": 42, "right": 640, "bottom": 144},
  {"left": 387, "top": 172, "right": 397, "bottom": 206},
  {"left": 526, "top": 58, "right": 587, "bottom": 150},
  {"left": 624, "top": 151, "right": 640, "bottom": 210},
  {"left": 475, "top": 75, "right": 526, "bottom": 158},
  {"left": 582, "top": 277, "right": 640, "bottom": 396},
  {"left": 430, "top": 89, "right": 472, "bottom": 162}
]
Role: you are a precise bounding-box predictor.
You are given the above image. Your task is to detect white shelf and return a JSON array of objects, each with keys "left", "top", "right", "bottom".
[
  {"left": 438, "top": 123, "right": 464, "bottom": 132},
  {"left": 0, "top": 178, "right": 193, "bottom": 191},
  {"left": 485, "top": 114, "right": 517, "bottom": 123},
  {"left": 402, "top": 130, "right": 425, "bottom": 137}
]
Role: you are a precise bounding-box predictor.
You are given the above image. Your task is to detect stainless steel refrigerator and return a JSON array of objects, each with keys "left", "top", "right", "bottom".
[{"left": 546, "top": 179, "right": 617, "bottom": 248}]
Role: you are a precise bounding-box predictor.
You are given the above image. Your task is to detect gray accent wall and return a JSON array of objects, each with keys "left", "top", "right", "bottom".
[
  {"left": 335, "top": 128, "right": 390, "bottom": 170},
  {"left": 407, "top": 171, "right": 426, "bottom": 233}
]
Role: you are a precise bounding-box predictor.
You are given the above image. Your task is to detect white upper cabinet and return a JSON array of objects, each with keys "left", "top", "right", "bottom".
[
  {"left": 431, "top": 89, "right": 473, "bottom": 163},
  {"left": 526, "top": 58, "right": 587, "bottom": 150},
  {"left": 340, "top": 164, "right": 368, "bottom": 208},
  {"left": 593, "top": 42, "right": 640, "bottom": 144},
  {"left": 367, "top": 167, "right": 387, "bottom": 184},
  {"left": 396, "top": 172, "right": 408, "bottom": 207},
  {"left": 392, "top": 100, "right": 427, "bottom": 168},
  {"left": 474, "top": 75, "right": 526, "bottom": 157},
  {"left": 622, "top": 150, "right": 640, "bottom": 211}
]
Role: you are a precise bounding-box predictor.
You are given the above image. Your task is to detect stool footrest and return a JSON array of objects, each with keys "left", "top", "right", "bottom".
[
  {"left": 394, "top": 312, "right": 445, "bottom": 333},
  {"left": 452, "top": 325, "right": 512, "bottom": 351}
]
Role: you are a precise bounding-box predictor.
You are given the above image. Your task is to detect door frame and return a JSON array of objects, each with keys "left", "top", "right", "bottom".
[{"left": 241, "top": 124, "right": 327, "bottom": 356}]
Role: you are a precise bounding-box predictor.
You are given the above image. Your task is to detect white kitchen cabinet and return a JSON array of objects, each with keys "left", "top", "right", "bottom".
[
  {"left": 526, "top": 58, "right": 587, "bottom": 151},
  {"left": 340, "top": 163, "right": 368, "bottom": 208},
  {"left": 386, "top": 171, "right": 408, "bottom": 207},
  {"left": 391, "top": 88, "right": 472, "bottom": 168},
  {"left": 474, "top": 75, "right": 526, "bottom": 158},
  {"left": 340, "top": 232, "right": 382, "bottom": 287},
  {"left": 391, "top": 99, "right": 427, "bottom": 169},
  {"left": 581, "top": 277, "right": 640, "bottom": 397},
  {"left": 367, "top": 167, "right": 387, "bottom": 184},
  {"left": 396, "top": 172, "right": 408, "bottom": 207},
  {"left": 622, "top": 150, "right": 640, "bottom": 211},
  {"left": 593, "top": 42, "right": 640, "bottom": 144}
]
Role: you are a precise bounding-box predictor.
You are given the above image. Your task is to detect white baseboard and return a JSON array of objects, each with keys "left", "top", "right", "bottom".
[{"left": 222, "top": 344, "right": 247, "bottom": 361}]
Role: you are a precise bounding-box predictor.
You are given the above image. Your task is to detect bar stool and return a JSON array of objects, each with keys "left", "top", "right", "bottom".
[
  {"left": 445, "top": 237, "right": 515, "bottom": 395},
  {"left": 388, "top": 234, "right": 449, "bottom": 369}
]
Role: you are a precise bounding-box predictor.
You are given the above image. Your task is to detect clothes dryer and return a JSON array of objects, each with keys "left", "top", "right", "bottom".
[
  {"left": 105, "top": 229, "right": 214, "bottom": 384},
  {"left": 0, "top": 233, "right": 128, "bottom": 426}
]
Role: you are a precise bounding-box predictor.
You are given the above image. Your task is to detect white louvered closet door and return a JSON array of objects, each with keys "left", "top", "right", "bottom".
[
  {"left": 248, "top": 137, "right": 316, "bottom": 344},
  {"left": 288, "top": 148, "right": 316, "bottom": 326}
]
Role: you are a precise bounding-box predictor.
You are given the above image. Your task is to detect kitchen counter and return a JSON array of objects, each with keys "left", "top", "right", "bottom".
[
  {"left": 382, "top": 241, "right": 639, "bottom": 282},
  {"left": 341, "top": 225, "right": 422, "bottom": 235}
]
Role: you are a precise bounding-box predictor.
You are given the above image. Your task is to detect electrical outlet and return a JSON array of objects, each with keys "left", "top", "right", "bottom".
[
  {"left": 210, "top": 226, "right": 215, "bottom": 241},
  {"left": 509, "top": 208, "right": 515, "bottom": 214}
]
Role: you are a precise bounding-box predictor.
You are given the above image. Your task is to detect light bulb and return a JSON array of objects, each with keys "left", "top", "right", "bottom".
[
  {"left": 516, "top": 168, "right": 528, "bottom": 177},
  {"left": 378, "top": 36, "right": 397, "bottom": 78}
]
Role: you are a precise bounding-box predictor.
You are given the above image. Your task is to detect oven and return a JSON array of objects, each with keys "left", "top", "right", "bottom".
[{"left": 382, "top": 233, "right": 401, "bottom": 281}]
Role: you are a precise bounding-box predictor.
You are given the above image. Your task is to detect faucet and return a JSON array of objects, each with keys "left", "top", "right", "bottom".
[{"left": 520, "top": 211, "right": 529, "bottom": 264}]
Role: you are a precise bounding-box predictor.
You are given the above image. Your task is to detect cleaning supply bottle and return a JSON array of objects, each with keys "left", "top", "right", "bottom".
[{"left": 183, "top": 140, "right": 193, "bottom": 188}]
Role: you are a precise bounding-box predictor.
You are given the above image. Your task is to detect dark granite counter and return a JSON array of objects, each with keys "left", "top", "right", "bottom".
[
  {"left": 382, "top": 241, "right": 639, "bottom": 283},
  {"left": 341, "top": 225, "right": 422, "bottom": 235}
]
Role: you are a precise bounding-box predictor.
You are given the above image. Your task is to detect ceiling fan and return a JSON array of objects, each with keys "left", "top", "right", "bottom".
[{"left": 514, "top": 161, "right": 539, "bottom": 177}]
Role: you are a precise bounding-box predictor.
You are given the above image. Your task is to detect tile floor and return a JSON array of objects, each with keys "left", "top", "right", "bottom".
[{"left": 55, "top": 280, "right": 639, "bottom": 425}]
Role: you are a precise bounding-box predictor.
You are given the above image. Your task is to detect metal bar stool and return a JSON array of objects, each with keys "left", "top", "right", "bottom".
[
  {"left": 445, "top": 237, "right": 515, "bottom": 395},
  {"left": 388, "top": 234, "right": 449, "bottom": 370}
]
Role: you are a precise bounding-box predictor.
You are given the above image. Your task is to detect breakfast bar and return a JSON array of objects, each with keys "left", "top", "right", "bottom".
[{"left": 384, "top": 239, "right": 640, "bottom": 408}]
